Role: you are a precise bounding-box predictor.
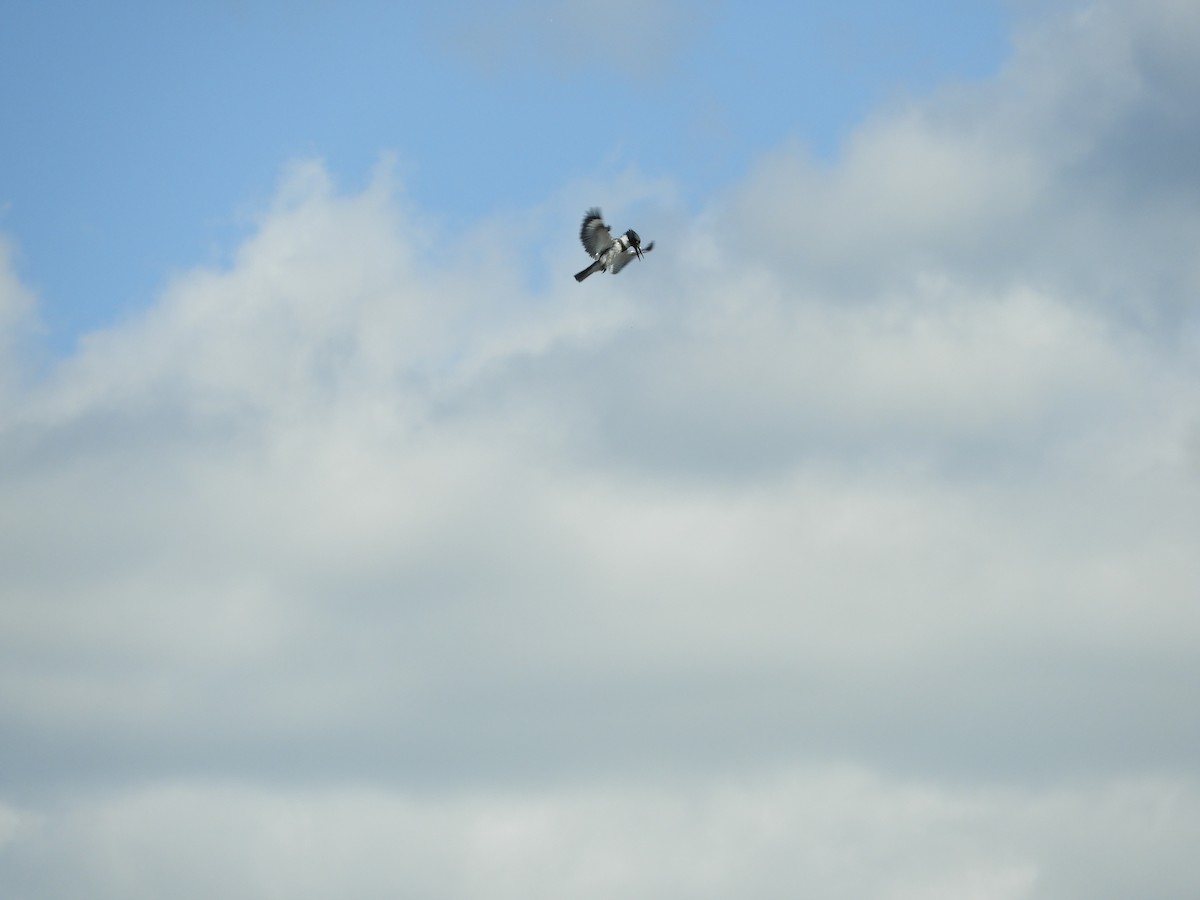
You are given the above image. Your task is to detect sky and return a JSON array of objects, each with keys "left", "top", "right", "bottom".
[
  {"left": 1, "top": 0, "right": 1010, "bottom": 348},
  {"left": 1, "top": 0, "right": 1200, "bottom": 897}
]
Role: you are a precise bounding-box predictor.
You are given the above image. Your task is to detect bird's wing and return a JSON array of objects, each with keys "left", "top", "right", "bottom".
[
  {"left": 580, "top": 208, "right": 614, "bottom": 258},
  {"left": 609, "top": 249, "right": 637, "bottom": 274},
  {"left": 609, "top": 238, "right": 654, "bottom": 274}
]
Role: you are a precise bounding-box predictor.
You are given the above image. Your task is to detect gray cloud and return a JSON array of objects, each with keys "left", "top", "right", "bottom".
[
  {"left": 720, "top": 0, "right": 1200, "bottom": 324},
  {"left": 3, "top": 772, "right": 1199, "bottom": 899},
  {"left": 3, "top": 1, "right": 1200, "bottom": 896}
]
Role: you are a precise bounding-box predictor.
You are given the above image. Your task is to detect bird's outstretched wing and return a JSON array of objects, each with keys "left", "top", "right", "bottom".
[
  {"left": 580, "top": 208, "right": 614, "bottom": 259},
  {"left": 609, "top": 252, "right": 636, "bottom": 275},
  {"left": 609, "top": 239, "right": 654, "bottom": 274}
]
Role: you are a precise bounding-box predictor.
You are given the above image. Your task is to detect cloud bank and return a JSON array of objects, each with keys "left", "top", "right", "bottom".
[{"left": 2, "top": 2, "right": 1199, "bottom": 896}]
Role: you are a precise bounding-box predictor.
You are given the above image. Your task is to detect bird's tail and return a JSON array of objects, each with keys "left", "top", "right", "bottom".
[{"left": 575, "top": 260, "right": 602, "bottom": 282}]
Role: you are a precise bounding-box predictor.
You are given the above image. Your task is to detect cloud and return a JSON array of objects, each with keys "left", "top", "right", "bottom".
[
  {"left": 0, "top": 235, "right": 39, "bottom": 394},
  {"left": 721, "top": 0, "right": 1200, "bottom": 323},
  {"left": 3, "top": 771, "right": 1199, "bottom": 899},
  {"left": 2, "top": 1, "right": 1200, "bottom": 896},
  {"left": 437, "top": 0, "right": 717, "bottom": 79}
]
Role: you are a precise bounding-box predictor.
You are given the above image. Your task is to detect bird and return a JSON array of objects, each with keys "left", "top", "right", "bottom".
[{"left": 574, "top": 208, "right": 654, "bottom": 282}]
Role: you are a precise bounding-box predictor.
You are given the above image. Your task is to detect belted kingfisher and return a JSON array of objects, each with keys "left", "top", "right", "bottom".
[{"left": 574, "top": 208, "right": 655, "bottom": 282}]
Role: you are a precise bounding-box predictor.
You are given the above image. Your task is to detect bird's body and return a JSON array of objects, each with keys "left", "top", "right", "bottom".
[{"left": 575, "top": 208, "right": 654, "bottom": 281}]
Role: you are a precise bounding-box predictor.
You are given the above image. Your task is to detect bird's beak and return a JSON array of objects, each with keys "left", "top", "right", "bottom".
[{"left": 634, "top": 245, "right": 643, "bottom": 260}]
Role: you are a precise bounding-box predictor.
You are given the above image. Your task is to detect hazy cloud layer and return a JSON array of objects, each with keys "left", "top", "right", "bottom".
[
  {"left": 438, "top": 0, "right": 718, "bottom": 78},
  {"left": 3, "top": 1, "right": 1200, "bottom": 896},
  {"left": 4, "top": 772, "right": 1199, "bottom": 900}
]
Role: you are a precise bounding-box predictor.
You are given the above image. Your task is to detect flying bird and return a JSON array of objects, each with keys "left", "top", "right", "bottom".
[{"left": 574, "top": 208, "right": 654, "bottom": 282}]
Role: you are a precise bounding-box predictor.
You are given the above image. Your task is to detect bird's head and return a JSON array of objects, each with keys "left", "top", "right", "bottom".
[{"left": 625, "top": 229, "right": 643, "bottom": 260}]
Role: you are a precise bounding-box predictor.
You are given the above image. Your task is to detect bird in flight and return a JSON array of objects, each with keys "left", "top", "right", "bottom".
[{"left": 574, "top": 208, "right": 654, "bottom": 282}]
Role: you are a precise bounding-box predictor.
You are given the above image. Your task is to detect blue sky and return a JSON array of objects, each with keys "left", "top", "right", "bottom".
[
  {"left": 4, "top": 2, "right": 1200, "bottom": 898},
  {"left": 3, "top": 0, "right": 1008, "bottom": 347}
]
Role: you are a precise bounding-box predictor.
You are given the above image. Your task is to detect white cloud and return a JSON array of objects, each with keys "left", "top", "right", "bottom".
[
  {"left": 720, "top": 0, "right": 1200, "bottom": 322},
  {"left": 0, "top": 235, "right": 39, "bottom": 395},
  {"left": 2, "top": 1, "right": 1200, "bottom": 896}
]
